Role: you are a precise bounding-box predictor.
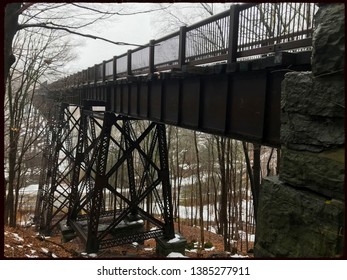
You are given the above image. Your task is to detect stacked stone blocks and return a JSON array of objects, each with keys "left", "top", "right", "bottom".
[{"left": 255, "top": 4, "right": 344, "bottom": 258}]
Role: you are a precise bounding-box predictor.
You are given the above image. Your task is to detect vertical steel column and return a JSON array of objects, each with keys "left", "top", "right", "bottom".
[
  {"left": 86, "top": 111, "right": 113, "bottom": 253},
  {"left": 40, "top": 103, "right": 67, "bottom": 235},
  {"left": 156, "top": 123, "right": 175, "bottom": 239},
  {"left": 124, "top": 119, "right": 138, "bottom": 216},
  {"left": 83, "top": 102, "right": 98, "bottom": 215},
  {"left": 67, "top": 105, "right": 84, "bottom": 222},
  {"left": 38, "top": 121, "right": 56, "bottom": 233},
  {"left": 34, "top": 120, "right": 53, "bottom": 229}
]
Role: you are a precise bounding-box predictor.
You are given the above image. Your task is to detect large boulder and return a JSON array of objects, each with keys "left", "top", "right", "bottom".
[
  {"left": 312, "top": 4, "right": 345, "bottom": 76},
  {"left": 254, "top": 176, "right": 344, "bottom": 258},
  {"left": 279, "top": 147, "right": 344, "bottom": 199},
  {"left": 281, "top": 72, "right": 344, "bottom": 152}
]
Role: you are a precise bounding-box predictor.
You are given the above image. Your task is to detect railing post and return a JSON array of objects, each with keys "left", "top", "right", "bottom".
[
  {"left": 127, "top": 50, "right": 132, "bottom": 76},
  {"left": 102, "top": 60, "right": 106, "bottom": 82},
  {"left": 80, "top": 71, "right": 83, "bottom": 86},
  {"left": 113, "top": 56, "right": 117, "bottom": 81},
  {"left": 149, "top": 39, "right": 155, "bottom": 74},
  {"left": 227, "top": 5, "right": 240, "bottom": 64},
  {"left": 178, "top": 26, "right": 187, "bottom": 69},
  {"left": 87, "top": 67, "right": 91, "bottom": 85},
  {"left": 94, "top": 64, "right": 97, "bottom": 84}
]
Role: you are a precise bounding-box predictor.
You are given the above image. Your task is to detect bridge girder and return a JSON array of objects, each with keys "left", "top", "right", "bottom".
[{"left": 50, "top": 52, "right": 312, "bottom": 148}]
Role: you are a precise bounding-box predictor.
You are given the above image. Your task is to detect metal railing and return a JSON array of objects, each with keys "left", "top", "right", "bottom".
[{"left": 53, "top": 3, "right": 317, "bottom": 89}]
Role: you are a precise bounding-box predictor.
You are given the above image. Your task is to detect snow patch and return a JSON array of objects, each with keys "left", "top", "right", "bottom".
[
  {"left": 204, "top": 246, "right": 215, "bottom": 251},
  {"left": 167, "top": 252, "right": 188, "bottom": 258},
  {"left": 238, "top": 230, "right": 255, "bottom": 242},
  {"left": 167, "top": 234, "right": 183, "bottom": 244},
  {"left": 168, "top": 237, "right": 180, "bottom": 244},
  {"left": 128, "top": 219, "right": 144, "bottom": 225},
  {"left": 25, "top": 254, "right": 39, "bottom": 258},
  {"left": 12, "top": 233, "right": 24, "bottom": 242},
  {"left": 186, "top": 248, "right": 197, "bottom": 253},
  {"left": 41, "top": 247, "right": 49, "bottom": 254},
  {"left": 230, "top": 254, "right": 249, "bottom": 258},
  {"left": 207, "top": 226, "right": 217, "bottom": 234}
]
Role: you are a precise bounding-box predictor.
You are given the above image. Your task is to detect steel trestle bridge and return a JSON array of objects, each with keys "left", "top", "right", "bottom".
[{"left": 34, "top": 3, "right": 318, "bottom": 253}]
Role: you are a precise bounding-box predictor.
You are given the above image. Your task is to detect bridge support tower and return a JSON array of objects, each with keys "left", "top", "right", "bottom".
[{"left": 35, "top": 100, "right": 177, "bottom": 254}]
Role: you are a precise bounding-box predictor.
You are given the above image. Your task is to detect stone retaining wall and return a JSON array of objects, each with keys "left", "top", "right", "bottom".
[{"left": 254, "top": 3, "right": 344, "bottom": 258}]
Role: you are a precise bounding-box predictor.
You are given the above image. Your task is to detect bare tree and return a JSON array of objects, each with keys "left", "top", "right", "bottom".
[
  {"left": 4, "top": 3, "right": 170, "bottom": 81},
  {"left": 193, "top": 131, "right": 205, "bottom": 249},
  {"left": 3, "top": 2, "right": 174, "bottom": 228},
  {"left": 4, "top": 24, "right": 75, "bottom": 226}
]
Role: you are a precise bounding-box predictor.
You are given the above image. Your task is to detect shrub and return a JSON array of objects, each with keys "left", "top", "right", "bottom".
[{"left": 204, "top": 241, "right": 213, "bottom": 249}]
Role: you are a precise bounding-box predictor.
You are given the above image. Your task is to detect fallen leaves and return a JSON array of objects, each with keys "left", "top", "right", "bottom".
[{"left": 3, "top": 223, "right": 253, "bottom": 259}]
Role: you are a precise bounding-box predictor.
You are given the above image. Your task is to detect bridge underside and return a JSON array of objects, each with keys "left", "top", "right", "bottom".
[{"left": 56, "top": 51, "right": 312, "bottom": 148}]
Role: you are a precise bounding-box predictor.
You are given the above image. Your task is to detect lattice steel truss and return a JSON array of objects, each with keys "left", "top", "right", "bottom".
[
  {"left": 36, "top": 100, "right": 175, "bottom": 253},
  {"left": 36, "top": 102, "right": 84, "bottom": 235}
]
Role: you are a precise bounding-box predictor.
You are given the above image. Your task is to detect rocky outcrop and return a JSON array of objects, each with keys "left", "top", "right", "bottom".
[
  {"left": 281, "top": 72, "right": 344, "bottom": 152},
  {"left": 255, "top": 3, "right": 344, "bottom": 258},
  {"left": 280, "top": 147, "right": 344, "bottom": 199},
  {"left": 255, "top": 176, "right": 344, "bottom": 258},
  {"left": 311, "top": 3, "right": 345, "bottom": 76}
]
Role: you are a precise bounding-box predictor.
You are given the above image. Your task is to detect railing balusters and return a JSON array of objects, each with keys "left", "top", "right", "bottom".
[{"left": 55, "top": 3, "right": 317, "bottom": 91}]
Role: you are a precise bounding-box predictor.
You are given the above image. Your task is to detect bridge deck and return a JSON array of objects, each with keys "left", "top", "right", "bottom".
[
  {"left": 53, "top": 52, "right": 311, "bottom": 147},
  {"left": 41, "top": 3, "right": 317, "bottom": 147}
]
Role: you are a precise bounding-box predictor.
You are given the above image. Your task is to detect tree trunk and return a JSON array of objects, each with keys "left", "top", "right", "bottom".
[
  {"left": 253, "top": 143, "right": 261, "bottom": 219},
  {"left": 216, "top": 136, "right": 229, "bottom": 251},
  {"left": 193, "top": 131, "right": 204, "bottom": 247},
  {"left": 242, "top": 142, "right": 258, "bottom": 223},
  {"left": 4, "top": 3, "right": 21, "bottom": 82}
]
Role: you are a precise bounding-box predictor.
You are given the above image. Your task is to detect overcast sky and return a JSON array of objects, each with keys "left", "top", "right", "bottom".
[
  {"left": 63, "top": 3, "right": 232, "bottom": 74},
  {"left": 65, "top": 5, "right": 157, "bottom": 73}
]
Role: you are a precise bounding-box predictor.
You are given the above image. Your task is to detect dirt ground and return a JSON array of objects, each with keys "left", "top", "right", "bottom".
[{"left": 3, "top": 223, "right": 254, "bottom": 259}]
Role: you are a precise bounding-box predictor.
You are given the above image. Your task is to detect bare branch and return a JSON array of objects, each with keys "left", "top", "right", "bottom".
[
  {"left": 17, "top": 23, "right": 146, "bottom": 47},
  {"left": 71, "top": 3, "right": 173, "bottom": 16},
  {"left": 200, "top": 3, "right": 213, "bottom": 16},
  {"left": 20, "top": 3, "right": 70, "bottom": 25}
]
